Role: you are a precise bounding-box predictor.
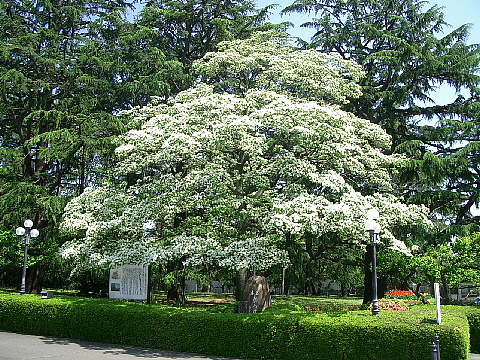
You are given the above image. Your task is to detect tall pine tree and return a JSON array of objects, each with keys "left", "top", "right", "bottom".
[
  {"left": 0, "top": 0, "right": 183, "bottom": 291},
  {"left": 137, "top": 0, "right": 286, "bottom": 88},
  {"left": 283, "top": 0, "right": 480, "bottom": 233},
  {"left": 281, "top": 0, "right": 480, "bottom": 301}
]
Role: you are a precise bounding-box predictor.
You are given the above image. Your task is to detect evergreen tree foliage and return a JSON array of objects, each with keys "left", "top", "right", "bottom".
[
  {"left": 137, "top": 0, "right": 288, "bottom": 87},
  {"left": 0, "top": 0, "right": 183, "bottom": 291},
  {"left": 0, "top": 0, "right": 184, "bottom": 221},
  {"left": 282, "top": 0, "right": 480, "bottom": 237}
]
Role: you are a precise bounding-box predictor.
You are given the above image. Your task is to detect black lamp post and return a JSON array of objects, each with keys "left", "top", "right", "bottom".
[
  {"left": 15, "top": 220, "right": 39, "bottom": 295},
  {"left": 365, "top": 209, "right": 381, "bottom": 316}
]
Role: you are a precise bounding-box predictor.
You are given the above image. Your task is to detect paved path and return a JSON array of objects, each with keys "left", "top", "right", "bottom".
[
  {"left": 0, "top": 332, "right": 238, "bottom": 360},
  {"left": 1, "top": 331, "right": 480, "bottom": 359}
]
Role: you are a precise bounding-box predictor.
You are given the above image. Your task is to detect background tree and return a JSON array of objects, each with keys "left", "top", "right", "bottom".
[
  {"left": 282, "top": 0, "right": 480, "bottom": 274},
  {"left": 137, "top": 0, "right": 288, "bottom": 89},
  {"left": 0, "top": 229, "right": 20, "bottom": 287},
  {"left": 410, "top": 232, "right": 480, "bottom": 304},
  {"left": 0, "top": 0, "right": 184, "bottom": 292},
  {"left": 282, "top": 0, "right": 479, "bottom": 146},
  {"left": 60, "top": 32, "right": 430, "bottom": 300}
]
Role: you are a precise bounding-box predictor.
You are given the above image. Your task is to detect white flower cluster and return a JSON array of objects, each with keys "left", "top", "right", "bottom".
[
  {"left": 267, "top": 190, "right": 430, "bottom": 255},
  {"left": 194, "top": 30, "right": 364, "bottom": 104},
  {"left": 60, "top": 33, "right": 431, "bottom": 273},
  {"left": 217, "top": 238, "right": 290, "bottom": 270}
]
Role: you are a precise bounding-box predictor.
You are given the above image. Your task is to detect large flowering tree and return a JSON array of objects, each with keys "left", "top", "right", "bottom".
[{"left": 60, "top": 31, "right": 430, "bottom": 298}]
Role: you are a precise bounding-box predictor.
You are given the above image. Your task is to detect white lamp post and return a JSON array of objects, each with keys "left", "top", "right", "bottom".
[
  {"left": 365, "top": 209, "right": 381, "bottom": 316},
  {"left": 15, "top": 220, "right": 39, "bottom": 295}
]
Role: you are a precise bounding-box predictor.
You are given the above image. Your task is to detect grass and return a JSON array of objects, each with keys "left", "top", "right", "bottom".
[
  {"left": 1, "top": 288, "right": 366, "bottom": 312},
  {"left": 151, "top": 292, "right": 365, "bottom": 311},
  {"left": 272, "top": 294, "right": 365, "bottom": 311},
  {"left": 0, "top": 288, "right": 409, "bottom": 313},
  {"left": 152, "top": 292, "right": 366, "bottom": 312}
]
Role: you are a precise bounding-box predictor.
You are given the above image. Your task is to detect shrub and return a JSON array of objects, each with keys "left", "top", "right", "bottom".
[
  {"left": 0, "top": 292, "right": 471, "bottom": 360},
  {"left": 466, "top": 307, "right": 480, "bottom": 353}
]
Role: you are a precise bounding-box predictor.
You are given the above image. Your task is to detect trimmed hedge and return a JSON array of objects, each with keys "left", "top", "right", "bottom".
[
  {"left": 467, "top": 307, "right": 480, "bottom": 353},
  {"left": 0, "top": 292, "right": 472, "bottom": 360}
]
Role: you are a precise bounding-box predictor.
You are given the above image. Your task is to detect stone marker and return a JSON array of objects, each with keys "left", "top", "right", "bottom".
[{"left": 238, "top": 275, "right": 271, "bottom": 313}]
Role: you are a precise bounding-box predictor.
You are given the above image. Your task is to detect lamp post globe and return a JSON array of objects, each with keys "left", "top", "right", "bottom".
[
  {"left": 23, "top": 219, "right": 34, "bottom": 229},
  {"left": 15, "top": 220, "right": 39, "bottom": 295},
  {"left": 366, "top": 208, "right": 380, "bottom": 221}
]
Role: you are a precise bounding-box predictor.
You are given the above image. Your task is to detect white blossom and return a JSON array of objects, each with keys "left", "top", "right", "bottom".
[
  {"left": 217, "top": 238, "right": 290, "bottom": 270},
  {"left": 60, "top": 33, "right": 431, "bottom": 274}
]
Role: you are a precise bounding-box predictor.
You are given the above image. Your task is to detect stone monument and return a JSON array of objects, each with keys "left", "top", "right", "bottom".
[{"left": 238, "top": 275, "right": 271, "bottom": 313}]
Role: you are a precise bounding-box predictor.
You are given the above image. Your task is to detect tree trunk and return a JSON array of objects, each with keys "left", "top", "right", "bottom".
[
  {"left": 23, "top": 265, "right": 42, "bottom": 294},
  {"left": 166, "top": 261, "right": 186, "bottom": 305},
  {"left": 167, "top": 273, "right": 186, "bottom": 305},
  {"left": 283, "top": 267, "right": 291, "bottom": 295},
  {"left": 235, "top": 268, "right": 248, "bottom": 301},
  {"left": 304, "top": 262, "right": 315, "bottom": 295},
  {"left": 412, "top": 283, "right": 430, "bottom": 304},
  {"left": 440, "top": 272, "right": 452, "bottom": 305},
  {"left": 167, "top": 287, "right": 185, "bottom": 304}
]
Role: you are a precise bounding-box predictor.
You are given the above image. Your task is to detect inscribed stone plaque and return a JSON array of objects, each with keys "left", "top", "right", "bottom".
[{"left": 238, "top": 275, "right": 271, "bottom": 313}]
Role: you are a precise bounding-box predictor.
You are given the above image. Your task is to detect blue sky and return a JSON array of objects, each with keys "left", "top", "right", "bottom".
[
  {"left": 256, "top": 0, "right": 480, "bottom": 46},
  {"left": 130, "top": 1, "right": 479, "bottom": 46},
  {"left": 130, "top": 1, "right": 479, "bottom": 104},
  {"left": 255, "top": 0, "right": 479, "bottom": 105}
]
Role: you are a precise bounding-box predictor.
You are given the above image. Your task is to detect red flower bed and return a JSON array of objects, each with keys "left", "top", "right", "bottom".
[{"left": 385, "top": 290, "right": 415, "bottom": 297}]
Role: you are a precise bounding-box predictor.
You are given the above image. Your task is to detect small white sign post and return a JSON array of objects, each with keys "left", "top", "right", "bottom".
[
  {"left": 434, "top": 283, "right": 442, "bottom": 325},
  {"left": 109, "top": 265, "right": 149, "bottom": 301}
]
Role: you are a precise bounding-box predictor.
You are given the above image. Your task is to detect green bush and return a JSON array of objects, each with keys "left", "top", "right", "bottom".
[
  {"left": 466, "top": 307, "right": 480, "bottom": 353},
  {"left": 0, "top": 292, "right": 472, "bottom": 360}
]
